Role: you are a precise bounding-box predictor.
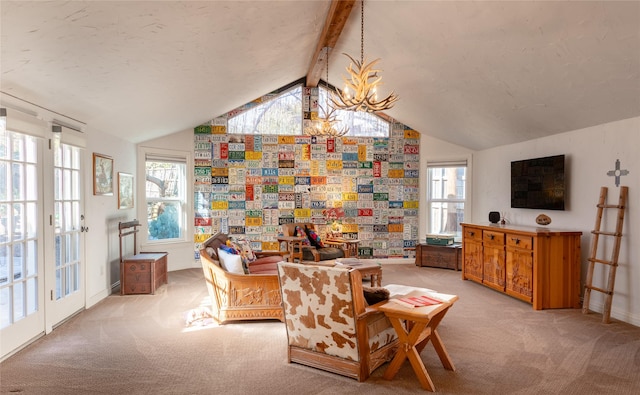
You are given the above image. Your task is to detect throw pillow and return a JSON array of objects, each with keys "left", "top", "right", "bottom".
[
  {"left": 217, "top": 248, "right": 245, "bottom": 274},
  {"left": 363, "top": 286, "right": 390, "bottom": 306},
  {"left": 228, "top": 238, "right": 257, "bottom": 265},
  {"left": 305, "top": 225, "right": 325, "bottom": 248},
  {"left": 294, "top": 225, "right": 311, "bottom": 245}
]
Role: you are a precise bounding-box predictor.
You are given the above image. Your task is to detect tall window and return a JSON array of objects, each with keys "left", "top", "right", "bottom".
[
  {"left": 427, "top": 161, "right": 467, "bottom": 240},
  {"left": 145, "top": 153, "right": 187, "bottom": 241},
  {"left": 227, "top": 83, "right": 390, "bottom": 137}
]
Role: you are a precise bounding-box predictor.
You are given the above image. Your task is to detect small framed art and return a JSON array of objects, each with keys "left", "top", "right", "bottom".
[
  {"left": 118, "top": 172, "right": 134, "bottom": 209},
  {"left": 93, "top": 153, "right": 114, "bottom": 196}
]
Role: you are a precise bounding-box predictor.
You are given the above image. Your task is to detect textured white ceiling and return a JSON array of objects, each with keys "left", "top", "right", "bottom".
[{"left": 2, "top": 1, "right": 639, "bottom": 150}]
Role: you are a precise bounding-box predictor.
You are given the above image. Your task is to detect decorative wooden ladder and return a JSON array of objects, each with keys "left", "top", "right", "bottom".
[{"left": 582, "top": 186, "right": 628, "bottom": 323}]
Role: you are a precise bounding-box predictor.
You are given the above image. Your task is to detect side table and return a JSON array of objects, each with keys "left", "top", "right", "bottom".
[
  {"left": 374, "top": 285, "right": 459, "bottom": 391},
  {"left": 338, "top": 259, "right": 382, "bottom": 287},
  {"left": 277, "top": 236, "right": 306, "bottom": 262}
]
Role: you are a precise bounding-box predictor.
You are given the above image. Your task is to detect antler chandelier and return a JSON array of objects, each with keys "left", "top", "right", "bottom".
[
  {"left": 332, "top": 0, "right": 398, "bottom": 113},
  {"left": 304, "top": 47, "right": 349, "bottom": 137}
]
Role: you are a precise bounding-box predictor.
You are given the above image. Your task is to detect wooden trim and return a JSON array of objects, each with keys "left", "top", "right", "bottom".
[{"left": 306, "top": 0, "right": 356, "bottom": 87}]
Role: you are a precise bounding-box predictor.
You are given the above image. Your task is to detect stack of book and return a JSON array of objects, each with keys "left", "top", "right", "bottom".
[{"left": 389, "top": 294, "right": 443, "bottom": 308}]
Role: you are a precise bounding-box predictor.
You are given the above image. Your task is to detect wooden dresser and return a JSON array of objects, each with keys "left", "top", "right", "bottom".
[
  {"left": 461, "top": 223, "right": 582, "bottom": 310},
  {"left": 120, "top": 252, "right": 168, "bottom": 295},
  {"left": 415, "top": 243, "right": 461, "bottom": 271}
]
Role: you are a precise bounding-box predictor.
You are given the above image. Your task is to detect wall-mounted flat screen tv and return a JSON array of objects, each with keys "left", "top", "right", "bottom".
[{"left": 511, "top": 154, "right": 565, "bottom": 210}]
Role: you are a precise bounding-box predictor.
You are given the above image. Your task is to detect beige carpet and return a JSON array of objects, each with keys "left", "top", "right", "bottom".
[{"left": 1, "top": 262, "right": 639, "bottom": 394}]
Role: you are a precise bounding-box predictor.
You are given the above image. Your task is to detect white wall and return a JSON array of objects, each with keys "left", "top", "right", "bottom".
[
  {"left": 85, "top": 130, "right": 137, "bottom": 307},
  {"left": 471, "top": 116, "right": 639, "bottom": 325}
]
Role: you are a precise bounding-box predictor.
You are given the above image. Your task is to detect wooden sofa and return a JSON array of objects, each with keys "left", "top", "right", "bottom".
[
  {"left": 281, "top": 223, "right": 345, "bottom": 262},
  {"left": 199, "top": 233, "right": 285, "bottom": 324}
]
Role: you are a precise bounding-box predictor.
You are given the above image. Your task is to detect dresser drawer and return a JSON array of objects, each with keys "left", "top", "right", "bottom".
[
  {"left": 463, "top": 227, "right": 482, "bottom": 242},
  {"left": 506, "top": 234, "right": 533, "bottom": 250},
  {"left": 483, "top": 230, "right": 505, "bottom": 246}
]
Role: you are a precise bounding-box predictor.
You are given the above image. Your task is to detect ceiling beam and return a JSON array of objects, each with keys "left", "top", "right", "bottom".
[{"left": 306, "top": 0, "right": 356, "bottom": 87}]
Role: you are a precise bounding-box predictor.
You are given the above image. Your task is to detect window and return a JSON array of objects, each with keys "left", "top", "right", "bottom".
[
  {"left": 145, "top": 153, "right": 187, "bottom": 241},
  {"left": 227, "top": 83, "right": 390, "bottom": 137},
  {"left": 319, "top": 86, "right": 390, "bottom": 137},
  {"left": 228, "top": 85, "right": 303, "bottom": 135},
  {"left": 427, "top": 161, "right": 467, "bottom": 240}
]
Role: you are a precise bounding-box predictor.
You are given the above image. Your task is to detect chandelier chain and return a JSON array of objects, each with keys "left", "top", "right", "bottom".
[{"left": 360, "top": 0, "right": 364, "bottom": 65}]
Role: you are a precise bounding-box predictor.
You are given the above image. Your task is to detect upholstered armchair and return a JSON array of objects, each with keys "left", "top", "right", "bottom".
[
  {"left": 281, "top": 223, "right": 345, "bottom": 262},
  {"left": 277, "top": 261, "right": 399, "bottom": 381}
]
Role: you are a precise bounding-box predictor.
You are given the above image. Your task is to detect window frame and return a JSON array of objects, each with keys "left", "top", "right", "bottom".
[
  {"left": 426, "top": 160, "right": 468, "bottom": 242},
  {"left": 138, "top": 147, "right": 191, "bottom": 244}
]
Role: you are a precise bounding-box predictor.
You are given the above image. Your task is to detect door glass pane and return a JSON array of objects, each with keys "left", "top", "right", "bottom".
[
  {"left": 12, "top": 163, "right": 23, "bottom": 200},
  {"left": 26, "top": 277, "right": 37, "bottom": 315},
  {"left": 26, "top": 164, "right": 37, "bottom": 200},
  {"left": 13, "top": 281, "right": 24, "bottom": 321},
  {"left": 26, "top": 240, "right": 37, "bottom": 276},
  {"left": 13, "top": 242, "right": 23, "bottom": 281},
  {"left": 0, "top": 286, "right": 10, "bottom": 328},
  {"left": 0, "top": 162, "right": 8, "bottom": 200},
  {"left": 0, "top": 245, "right": 8, "bottom": 284}
]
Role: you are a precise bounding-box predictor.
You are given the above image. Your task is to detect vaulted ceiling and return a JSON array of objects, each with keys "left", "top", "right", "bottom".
[{"left": 2, "top": 1, "right": 639, "bottom": 151}]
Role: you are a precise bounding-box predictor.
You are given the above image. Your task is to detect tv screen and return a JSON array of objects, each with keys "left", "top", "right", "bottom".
[{"left": 511, "top": 154, "right": 565, "bottom": 210}]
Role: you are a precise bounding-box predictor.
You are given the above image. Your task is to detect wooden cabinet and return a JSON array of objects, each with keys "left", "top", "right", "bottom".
[
  {"left": 415, "top": 243, "right": 461, "bottom": 270},
  {"left": 462, "top": 227, "right": 483, "bottom": 282},
  {"left": 120, "top": 252, "right": 168, "bottom": 295},
  {"left": 461, "top": 223, "right": 581, "bottom": 310}
]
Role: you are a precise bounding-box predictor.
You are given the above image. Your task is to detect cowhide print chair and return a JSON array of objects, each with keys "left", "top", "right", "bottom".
[{"left": 277, "top": 261, "right": 399, "bottom": 381}]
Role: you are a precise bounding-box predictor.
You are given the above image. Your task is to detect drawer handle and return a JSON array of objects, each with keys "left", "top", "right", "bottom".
[
  {"left": 469, "top": 231, "right": 475, "bottom": 236},
  {"left": 512, "top": 238, "right": 520, "bottom": 245},
  {"left": 489, "top": 235, "right": 495, "bottom": 240}
]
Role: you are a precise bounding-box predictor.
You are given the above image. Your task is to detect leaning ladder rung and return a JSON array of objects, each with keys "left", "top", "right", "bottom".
[
  {"left": 591, "top": 230, "right": 621, "bottom": 237},
  {"left": 585, "top": 285, "right": 613, "bottom": 295},
  {"left": 587, "top": 257, "right": 614, "bottom": 265},
  {"left": 596, "top": 204, "right": 624, "bottom": 209}
]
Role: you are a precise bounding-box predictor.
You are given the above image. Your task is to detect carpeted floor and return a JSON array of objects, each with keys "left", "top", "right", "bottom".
[{"left": 1, "top": 262, "right": 639, "bottom": 394}]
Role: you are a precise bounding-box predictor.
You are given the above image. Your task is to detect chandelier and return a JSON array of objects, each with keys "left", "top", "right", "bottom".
[
  {"left": 332, "top": 0, "right": 398, "bottom": 113},
  {"left": 304, "top": 47, "right": 349, "bottom": 137}
]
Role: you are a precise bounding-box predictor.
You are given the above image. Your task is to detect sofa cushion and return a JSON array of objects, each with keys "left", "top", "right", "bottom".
[
  {"left": 217, "top": 248, "right": 245, "bottom": 274},
  {"left": 302, "top": 246, "right": 344, "bottom": 261},
  {"left": 247, "top": 256, "right": 283, "bottom": 275}
]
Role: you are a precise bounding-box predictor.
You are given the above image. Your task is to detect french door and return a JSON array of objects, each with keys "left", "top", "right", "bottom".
[
  {"left": 0, "top": 124, "right": 85, "bottom": 359},
  {"left": 0, "top": 131, "right": 44, "bottom": 358},
  {"left": 45, "top": 135, "right": 85, "bottom": 330}
]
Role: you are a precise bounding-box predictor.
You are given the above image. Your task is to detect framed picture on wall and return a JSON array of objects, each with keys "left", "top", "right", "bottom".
[
  {"left": 93, "top": 153, "right": 114, "bottom": 196},
  {"left": 118, "top": 172, "right": 134, "bottom": 209}
]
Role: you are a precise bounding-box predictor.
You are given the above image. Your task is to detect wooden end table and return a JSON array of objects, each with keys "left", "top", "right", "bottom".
[
  {"left": 375, "top": 289, "right": 459, "bottom": 391},
  {"left": 277, "top": 236, "right": 306, "bottom": 262},
  {"left": 339, "top": 259, "right": 382, "bottom": 287}
]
